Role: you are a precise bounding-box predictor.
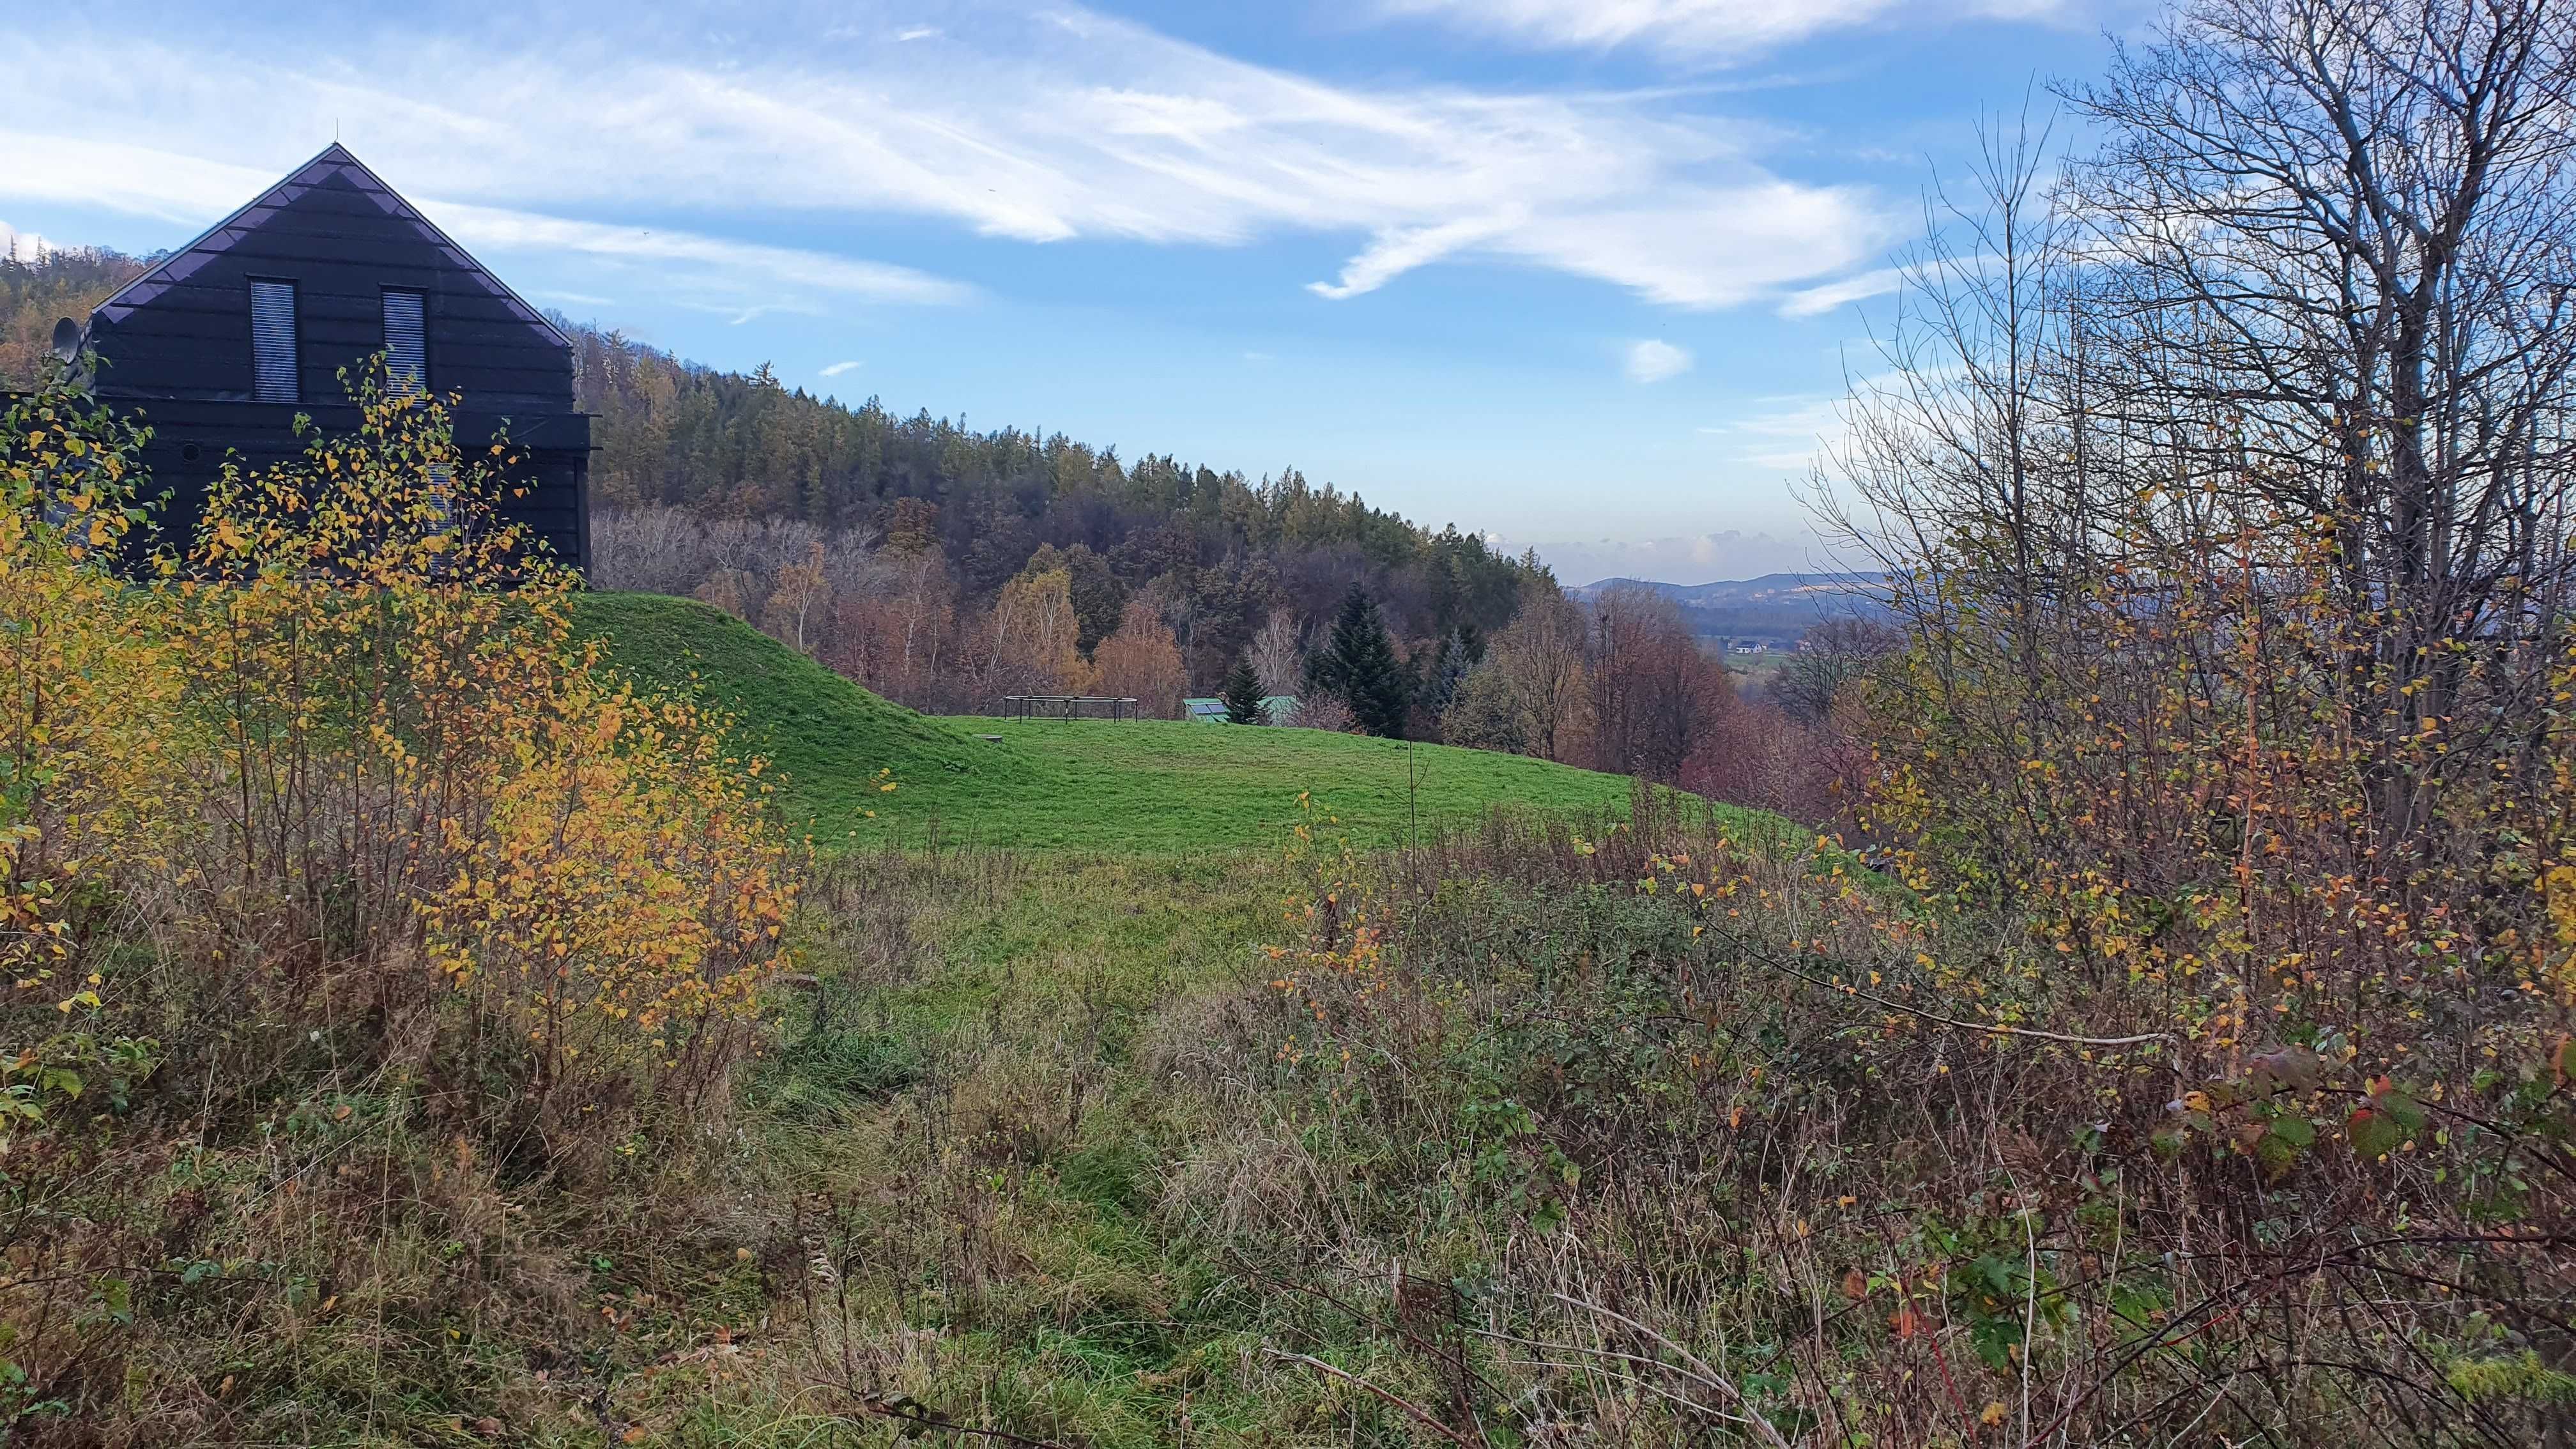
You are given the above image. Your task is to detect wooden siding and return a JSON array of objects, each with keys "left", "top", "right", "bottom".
[
  {"left": 113, "top": 399, "right": 591, "bottom": 571},
  {"left": 88, "top": 148, "right": 573, "bottom": 412},
  {"left": 75, "top": 145, "right": 589, "bottom": 572}
]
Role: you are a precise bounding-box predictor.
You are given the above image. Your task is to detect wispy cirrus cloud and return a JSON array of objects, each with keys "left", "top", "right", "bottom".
[
  {"left": 819, "top": 360, "right": 863, "bottom": 377},
  {"left": 1376, "top": 0, "right": 2084, "bottom": 62},
  {"left": 1777, "top": 265, "right": 1904, "bottom": 318},
  {"left": 1308, "top": 214, "right": 1525, "bottom": 301},
  {"left": 0, "top": 128, "right": 971, "bottom": 311},
  {"left": 1377, "top": 0, "right": 1892, "bottom": 59},
  {"left": 435, "top": 202, "right": 971, "bottom": 306},
  {"left": 0, "top": 1, "right": 1899, "bottom": 313},
  {"left": 1698, "top": 392, "right": 1850, "bottom": 470}
]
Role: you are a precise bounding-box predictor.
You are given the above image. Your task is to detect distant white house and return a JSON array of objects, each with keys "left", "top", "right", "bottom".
[{"left": 1184, "top": 696, "right": 1298, "bottom": 724}]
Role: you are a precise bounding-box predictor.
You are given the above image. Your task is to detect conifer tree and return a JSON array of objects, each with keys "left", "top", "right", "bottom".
[
  {"left": 1422, "top": 622, "right": 1485, "bottom": 721},
  {"left": 1220, "top": 654, "right": 1266, "bottom": 724},
  {"left": 1307, "top": 585, "right": 1409, "bottom": 738}
]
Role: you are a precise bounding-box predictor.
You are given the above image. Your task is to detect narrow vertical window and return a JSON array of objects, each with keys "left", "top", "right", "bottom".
[
  {"left": 381, "top": 288, "right": 427, "bottom": 395},
  {"left": 381, "top": 288, "right": 452, "bottom": 537},
  {"left": 249, "top": 279, "right": 298, "bottom": 402}
]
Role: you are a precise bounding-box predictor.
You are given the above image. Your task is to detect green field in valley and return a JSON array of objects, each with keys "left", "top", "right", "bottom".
[{"left": 576, "top": 590, "right": 1782, "bottom": 852}]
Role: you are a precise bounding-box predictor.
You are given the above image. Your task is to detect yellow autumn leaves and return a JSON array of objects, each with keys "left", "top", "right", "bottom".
[{"left": 3, "top": 359, "right": 799, "bottom": 1124}]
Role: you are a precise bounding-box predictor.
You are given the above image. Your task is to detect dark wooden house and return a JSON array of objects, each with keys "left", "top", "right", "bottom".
[{"left": 77, "top": 144, "right": 590, "bottom": 568}]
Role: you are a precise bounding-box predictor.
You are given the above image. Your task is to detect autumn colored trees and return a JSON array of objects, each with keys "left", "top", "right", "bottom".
[
  {"left": 1091, "top": 599, "right": 1191, "bottom": 719},
  {"left": 599, "top": 480, "right": 1609, "bottom": 733},
  {"left": 1443, "top": 581, "right": 1590, "bottom": 761},
  {"left": 567, "top": 323, "right": 1542, "bottom": 712},
  {"left": 1753, "top": 4, "right": 2576, "bottom": 1282},
  {"left": 1584, "top": 586, "right": 1729, "bottom": 782},
  {"left": 985, "top": 562, "right": 1086, "bottom": 700},
  {"left": 587, "top": 480, "right": 1546, "bottom": 719}
]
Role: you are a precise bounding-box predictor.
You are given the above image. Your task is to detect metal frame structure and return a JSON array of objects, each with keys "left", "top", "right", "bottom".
[{"left": 999, "top": 694, "right": 1142, "bottom": 723}]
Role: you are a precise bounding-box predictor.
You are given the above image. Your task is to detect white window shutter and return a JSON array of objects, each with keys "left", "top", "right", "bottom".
[
  {"left": 382, "top": 289, "right": 427, "bottom": 396},
  {"left": 249, "top": 279, "right": 298, "bottom": 402}
]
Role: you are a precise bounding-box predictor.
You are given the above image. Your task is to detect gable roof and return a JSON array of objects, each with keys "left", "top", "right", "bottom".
[{"left": 91, "top": 143, "right": 569, "bottom": 349}]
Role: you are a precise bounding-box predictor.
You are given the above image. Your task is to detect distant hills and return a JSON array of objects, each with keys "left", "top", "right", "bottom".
[{"left": 1570, "top": 571, "right": 1892, "bottom": 648}]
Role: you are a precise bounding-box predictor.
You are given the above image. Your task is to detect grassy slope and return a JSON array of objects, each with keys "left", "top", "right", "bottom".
[
  {"left": 572, "top": 591, "right": 1044, "bottom": 842},
  {"left": 576, "top": 590, "right": 1757, "bottom": 852}
]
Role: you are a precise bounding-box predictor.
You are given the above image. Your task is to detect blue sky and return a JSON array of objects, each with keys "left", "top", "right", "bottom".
[{"left": 1, "top": 0, "right": 2143, "bottom": 583}]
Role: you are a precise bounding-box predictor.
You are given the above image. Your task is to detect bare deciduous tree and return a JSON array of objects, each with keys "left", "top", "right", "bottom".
[
  {"left": 1765, "top": 617, "right": 1901, "bottom": 728},
  {"left": 592, "top": 504, "right": 885, "bottom": 649},
  {"left": 1091, "top": 599, "right": 1190, "bottom": 717},
  {"left": 1492, "top": 583, "right": 1590, "bottom": 763},
  {"left": 1587, "top": 585, "right": 1727, "bottom": 783},
  {"left": 1248, "top": 609, "right": 1305, "bottom": 701},
  {"left": 2066, "top": 0, "right": 2576, "bottom": 833}
]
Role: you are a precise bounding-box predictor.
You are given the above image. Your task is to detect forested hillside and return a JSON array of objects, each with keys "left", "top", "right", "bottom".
[{"left": 569, "top": 325, "right": 1542, "bottom": 709}]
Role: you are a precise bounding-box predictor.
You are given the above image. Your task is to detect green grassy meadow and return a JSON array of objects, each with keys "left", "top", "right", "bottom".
[
  {"left": 577, "top": 590, "right": 1770, "bottom": 852},
  {"left": 405, "top": 590, "right": 1869, "bottom": 1445},
  {"left": 958, "top": 717, "right": 1650, "bottom": 850}
]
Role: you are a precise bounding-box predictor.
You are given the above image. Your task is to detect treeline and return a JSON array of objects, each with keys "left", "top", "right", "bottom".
[
  {"left": 1422, "top": 579, "right": 1879, "bottom": 820},
  {"left": 571, "top": 327, "right": 1547, "bottom": 714},
  {"left": 7, "top": 233, "right": 1774, "bottom": 763}
]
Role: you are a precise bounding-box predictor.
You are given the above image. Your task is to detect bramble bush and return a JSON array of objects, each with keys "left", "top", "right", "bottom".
[{"left": 1, "top": 357, "right": 801, "bottom": 1441}]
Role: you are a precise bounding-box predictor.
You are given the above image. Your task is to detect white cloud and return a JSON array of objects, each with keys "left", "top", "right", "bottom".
[
  {"left": 1307, "top": 213, "right": 1524, "bottom": 300},
  {"left": 1777, "top": 265, "right": 1902, "bottom": 317},
  {"left": 1624, "top": 339, "right": 1694, "bottom": 384},
  {"left": 1379, "top": 0, "right": 1892, "bottom": 58},
  {"left": 0, "top": 133, "right": 272, "bottom": 224},
  {"left": 819, "top": 359, "right": 863, "bottom": 377},
  {"left": 433, "top": 201, "right": 974, "bottom": 306},
  {"left": 0, "top": 128, "right": 972, "bottom": 311},
  {"left": 0, "top": 2, "right": 1897, "bottom": 314},
  {"left": 1699, "top": 392, "right": 1849, "bottom": 469},
  {"left": 678, "top": 301, "right": 821, "bottom": 326},
  {"left": 1377, "top": 0, "right": 2079, "bottom": 61}
]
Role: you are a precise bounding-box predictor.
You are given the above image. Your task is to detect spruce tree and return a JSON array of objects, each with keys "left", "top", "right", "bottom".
[
  {"left": 1307, "top": 585, "right": 1410, "bottom": 737},
  {"left": 1220, "top": 654, "right": 1266, "bottom": 724},
  {"left": 1422, "top": 623, "right": 1485, "bottom": 721}
]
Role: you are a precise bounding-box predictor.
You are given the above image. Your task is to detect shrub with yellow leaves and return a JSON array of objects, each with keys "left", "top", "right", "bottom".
[
  {"left": 2, "top": 367, "right": 176, "bottom": 1160},
  {"left": 148, "top": 359, "right": 802, "bottom": 1142},
  {"left": 3, "top": 356, "right": 804, "bottom": 1431}
]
